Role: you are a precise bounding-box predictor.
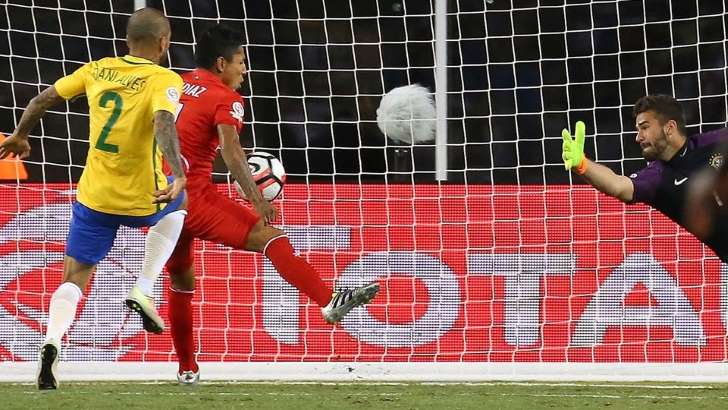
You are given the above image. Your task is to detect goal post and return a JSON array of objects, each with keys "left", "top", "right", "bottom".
[{"left": 1, "top": 1, "right": 728, "bottom": 382}]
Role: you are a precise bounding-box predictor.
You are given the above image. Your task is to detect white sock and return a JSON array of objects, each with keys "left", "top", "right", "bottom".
[
  {"left": 44, "top": 282, "right": 83, "bottom": 343},
  {"left": 135, "top": 210, "right": 186, "bottom": 296}
]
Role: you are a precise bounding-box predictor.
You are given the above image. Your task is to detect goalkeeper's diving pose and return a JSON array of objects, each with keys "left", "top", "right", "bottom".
[{"left": 562, "top": 94, "right": 728, "bottom": 262}]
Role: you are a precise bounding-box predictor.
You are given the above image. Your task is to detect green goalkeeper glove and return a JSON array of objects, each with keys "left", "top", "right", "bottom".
[{"left": 562, "top": 120, "right": 587, "bottom": 174}]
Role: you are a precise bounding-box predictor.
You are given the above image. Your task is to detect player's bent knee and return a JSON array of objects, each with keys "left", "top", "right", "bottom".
[
  {"left": 245, "top": 220, "right": 285, "bottom": 253},
  {"left": 169, "top": 266, "right": 195, "bottom": 291},
  {"left": 167, "top": 257, "right": 195, "bottom": 291},
  {"left": 62, "top": 256, "right": 96, "bottom": 290}
]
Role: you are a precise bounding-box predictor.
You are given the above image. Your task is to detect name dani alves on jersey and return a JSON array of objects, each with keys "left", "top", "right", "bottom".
[{"left": 91, "top": 65, "right": 146, "bottom": 92}]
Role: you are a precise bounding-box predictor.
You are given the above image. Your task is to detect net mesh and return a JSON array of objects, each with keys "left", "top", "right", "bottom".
[{"left": 0, "top": 0, "right": 727, "bottom": 366}]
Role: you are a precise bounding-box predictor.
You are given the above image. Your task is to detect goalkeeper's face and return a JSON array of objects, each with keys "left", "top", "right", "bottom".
[
  {"left": 220, "top": 47, "right": 247, "bottom": 90},
  {"left": 635, "top": 111, "right": 669, "bottom": 161}
]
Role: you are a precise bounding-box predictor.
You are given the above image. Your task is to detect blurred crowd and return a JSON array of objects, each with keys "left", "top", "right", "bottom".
[{"left": 1, "top": 0, "right": 725, "bottom": 183}]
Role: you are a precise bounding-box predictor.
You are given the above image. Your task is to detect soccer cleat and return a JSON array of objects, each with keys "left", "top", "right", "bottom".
[
  {"left": 321, "top": 282, "right": 380, "bottom": 324},
  {"left": 177, "top": 369, "right": 200, "bottom": 385},
  {"left": 36, "top": 339, "right": 60, "bottom": 390},
  {"left": 125, "top": 285, "right": 165, "bottom": 334}
]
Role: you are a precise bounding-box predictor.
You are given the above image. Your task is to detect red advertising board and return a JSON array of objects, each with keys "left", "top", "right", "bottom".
[{"left": 0, "top": 184, "right": 724, "bottom": 363}]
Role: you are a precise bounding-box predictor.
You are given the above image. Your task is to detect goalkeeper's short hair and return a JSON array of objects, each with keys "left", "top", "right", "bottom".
[{"left": 633, "top": 94, "right": 687, "bottom": 135}]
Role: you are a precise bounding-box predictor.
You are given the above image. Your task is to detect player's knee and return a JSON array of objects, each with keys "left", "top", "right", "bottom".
[
  {"left": 245, "top": 220, "right": 284, "bottom": 253},
  {"left": 168, "top": 265, "right": 195, "bottom": 291},
  {"left": 62, "top": 256, "right": 95, "bottom": 290}
]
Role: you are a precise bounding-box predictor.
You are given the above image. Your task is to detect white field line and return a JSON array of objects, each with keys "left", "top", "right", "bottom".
[{"left": 6, "top": 380, "right": 723, "bottom": 389}]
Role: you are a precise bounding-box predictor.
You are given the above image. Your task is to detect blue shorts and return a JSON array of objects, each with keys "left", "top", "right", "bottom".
[{"left": 66, "top": 178, "right": 185, "bottom": 266}]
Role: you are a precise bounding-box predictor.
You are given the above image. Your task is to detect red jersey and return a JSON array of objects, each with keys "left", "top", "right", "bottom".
[{"left": 176, "top": 68, "right": 245, "bottom": 185}]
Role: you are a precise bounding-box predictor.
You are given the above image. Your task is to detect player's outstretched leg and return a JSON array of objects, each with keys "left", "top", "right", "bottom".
[
  {"left": 321, "top": 282, "right": 380, "bottom": 324},
  {"left": 36, "top": 338, "right": 60, "bottom": 390},
  {"left": 251, "top": 225, "right": 380, "bottom": 324}
]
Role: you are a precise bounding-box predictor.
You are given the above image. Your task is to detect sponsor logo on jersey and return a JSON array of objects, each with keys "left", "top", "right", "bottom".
[
  {"left": 710, "top": 153, "right": 723, "bottom": 169},
  {"left": 166, "top": 87, "right": 180, "bottom": 103},
  {"left": 230, "top": 101, "right": 245, "bottom": 122}
]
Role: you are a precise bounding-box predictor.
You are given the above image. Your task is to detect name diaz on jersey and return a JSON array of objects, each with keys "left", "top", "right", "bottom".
[{"left": 182, "top": 83, "right": 207, "bottom": 98}]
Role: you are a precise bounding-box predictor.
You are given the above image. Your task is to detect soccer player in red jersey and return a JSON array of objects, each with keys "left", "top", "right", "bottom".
[{"left": 167, "top": 24, "right": 379, "bottom": 384}]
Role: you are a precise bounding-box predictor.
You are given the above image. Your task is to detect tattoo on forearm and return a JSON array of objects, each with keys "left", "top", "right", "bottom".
[
  {"left": 154, "top": 111, "right": 185, "bottom": 178},
  {"left": 222, "top": 145, "right": 263, "bottom": 202},
  {"left": 15, "top": 87, "right": 64, "bottom": 136},
  {"left": 236, "top": 157, "right": 263, "bottom": 201}
]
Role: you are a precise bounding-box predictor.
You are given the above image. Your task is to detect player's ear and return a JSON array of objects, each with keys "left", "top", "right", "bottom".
[
  {"left": 664, "top": 119, "right": 677, "bottom": 138},
  {"left": 215, "top": 56, "right": 225, "bottom": 73}
]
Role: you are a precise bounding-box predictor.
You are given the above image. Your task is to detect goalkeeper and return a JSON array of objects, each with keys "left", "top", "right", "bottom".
[
  {"left": 563, "top": 94, "right": 728, "bottom": 262},
  {"left": 0, "top": 8, "right": 187, "bottom": 390}
]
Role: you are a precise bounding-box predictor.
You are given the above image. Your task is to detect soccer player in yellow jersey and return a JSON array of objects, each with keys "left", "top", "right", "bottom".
[{"left": 0, "top": 8, "right": 188, "bottom": 390}]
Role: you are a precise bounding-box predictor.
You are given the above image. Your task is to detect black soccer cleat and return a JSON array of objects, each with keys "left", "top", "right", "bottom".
[{"left": 36, "top": 340, "right": 59, "bottom": 390}]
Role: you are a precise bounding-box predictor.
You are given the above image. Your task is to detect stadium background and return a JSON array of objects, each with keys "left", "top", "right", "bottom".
[
  {"left": 4, "top": 0, "right": 725, "bottom": 184},
  {"left": 2, "top": 0, "right": 728, "bottom": 380}
]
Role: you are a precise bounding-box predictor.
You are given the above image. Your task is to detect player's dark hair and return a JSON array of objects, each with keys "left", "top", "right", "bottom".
[
  {"left": 194, "top": 24, "right": 243, "bottom": 69},
  {"left": 633, "top": 95, "right": 687, "bottom": 136}
]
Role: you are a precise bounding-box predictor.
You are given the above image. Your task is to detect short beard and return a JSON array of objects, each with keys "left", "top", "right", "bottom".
[{"left": 641, "top": 129, "right": 668, "bottom": 161}]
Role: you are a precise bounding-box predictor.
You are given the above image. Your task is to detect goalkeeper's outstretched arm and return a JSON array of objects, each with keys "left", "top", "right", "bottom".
[{"left": 562, "top": 121, "right": 634, "bottom": 203}]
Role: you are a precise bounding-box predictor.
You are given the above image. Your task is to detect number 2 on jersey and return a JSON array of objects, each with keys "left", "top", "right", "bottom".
[{"left": 96, "top": 91, "right": 122, "bottom": 153}]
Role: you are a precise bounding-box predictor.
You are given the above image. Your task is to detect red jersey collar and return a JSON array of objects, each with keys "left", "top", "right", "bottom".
[{"left": 191, "top": 68, "right": 225, "bottom": 85}]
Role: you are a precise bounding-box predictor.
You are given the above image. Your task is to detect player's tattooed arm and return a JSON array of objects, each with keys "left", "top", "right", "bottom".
[
  {"left": 1, "top": 86, "right": 64, "bottom": 159},
  {"left": 153, "top": 110, "right": 185, "bottom": 179},
  {"left": 218, "top": 124, "right": 262, "bottom": 202},
  {"left": 14, "top": 86, "right": 65, "bottom": 138},
  {"left": 218, "top": 123, "right": 277, "bottom": 223}
]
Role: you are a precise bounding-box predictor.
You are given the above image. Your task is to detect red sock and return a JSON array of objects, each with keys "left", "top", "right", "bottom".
[
  {"left": 168, "top": 287, "right": 198, "bottom": 373},
  {"left": 264, "top": 236, "right": 332, "bottom": 306}
]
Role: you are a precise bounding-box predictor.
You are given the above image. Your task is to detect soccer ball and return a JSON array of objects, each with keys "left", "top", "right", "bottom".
[
  {"left": 376, "top": 84, "right": 436, "bottom": 144},
  {"left": 235, "top": 152, "right": 286, "bottom": 201}
]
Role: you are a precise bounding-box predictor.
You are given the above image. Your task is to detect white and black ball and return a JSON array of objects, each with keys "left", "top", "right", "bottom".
[{"left": 235, "top": 151, "right": 286, "bottom": 201}]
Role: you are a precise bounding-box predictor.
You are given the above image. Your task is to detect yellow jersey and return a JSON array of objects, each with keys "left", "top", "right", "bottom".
[{"left": 54, "top": 55, "right": 183, "bottom": 216}]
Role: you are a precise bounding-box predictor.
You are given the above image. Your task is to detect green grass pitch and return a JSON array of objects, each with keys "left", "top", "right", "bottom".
[{"left": 2, "top": 381, "right": 728, "bottom": 409}]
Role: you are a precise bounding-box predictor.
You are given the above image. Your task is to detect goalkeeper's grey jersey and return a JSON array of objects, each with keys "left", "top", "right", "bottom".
[{"left": 629, "top": 127, "right": 728, "bottom": 262}]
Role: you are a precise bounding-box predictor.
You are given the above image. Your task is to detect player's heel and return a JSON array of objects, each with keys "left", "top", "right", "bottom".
[{"left": 36, "top": 339, "right": 60, "bottom": 390}]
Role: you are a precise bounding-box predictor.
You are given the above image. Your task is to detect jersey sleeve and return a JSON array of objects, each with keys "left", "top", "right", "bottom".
[
  {"left": 214, "top": 95, "right": 245, "bottom": 133},
  {"left": 150, "top": 71, "right": 184, "bottom": 114},
  {"left": 54, "top": 62, "right": 91, "bottom": 99},
  {"left": 628, "top": 161, "right": 662, "bottom": 205}
]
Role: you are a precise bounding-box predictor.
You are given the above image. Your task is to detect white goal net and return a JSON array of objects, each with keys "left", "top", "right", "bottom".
[{"left": 1, "top": 0, "right": 728, "bottom": 381}]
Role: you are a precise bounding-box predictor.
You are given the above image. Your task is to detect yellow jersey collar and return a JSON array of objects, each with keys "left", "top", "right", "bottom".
[{"left": 121, "top": 54, "right": 155, "bottom": 65}]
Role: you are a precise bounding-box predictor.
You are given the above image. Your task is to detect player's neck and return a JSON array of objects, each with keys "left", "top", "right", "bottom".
[
  {"left": 200, "top": 67, "right": 225, "bottom": 82},
  {"left": 661, "top": 136, "right": 687, "bottom": 162},
  {"left": 127, "top": 47, "right": 160, "bottom": 64}
]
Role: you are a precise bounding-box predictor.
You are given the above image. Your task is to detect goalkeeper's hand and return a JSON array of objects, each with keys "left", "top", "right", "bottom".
[{"left": 562, "top": 121, "right": 586, "bottom": 174}]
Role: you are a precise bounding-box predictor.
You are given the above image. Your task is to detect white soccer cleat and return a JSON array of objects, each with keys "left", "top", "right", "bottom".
[
  {"left": 125, "top": 285, "right": 165, "bottom": 334},
  {"left": 36, "top": 338, "right": 60, "bottom": 390},
  {"left": 321, "top": 282, "right": 380, "bottom": 324},
  {"left": 177, "top": 369, "right": 200, "bottom": 385}
]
